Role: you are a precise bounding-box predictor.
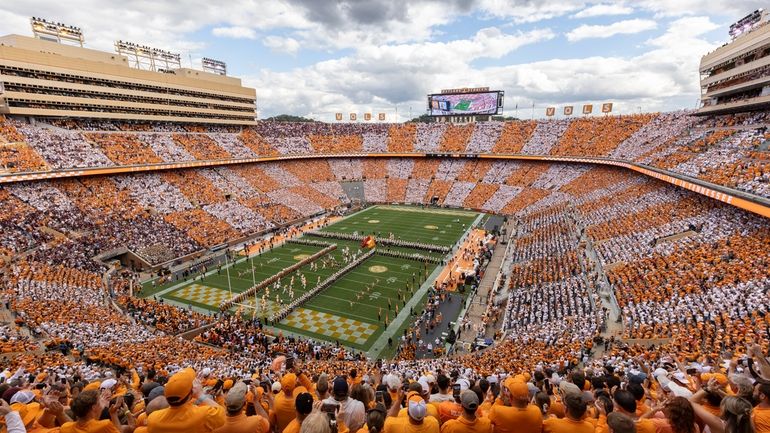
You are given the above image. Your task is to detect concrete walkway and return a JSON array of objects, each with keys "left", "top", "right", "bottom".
[
  {"left": 413, "top": 292, "right": 464, "bottom": 359},
  {"left": 457, "top": 219, "right": 514, "bottom": 346}
]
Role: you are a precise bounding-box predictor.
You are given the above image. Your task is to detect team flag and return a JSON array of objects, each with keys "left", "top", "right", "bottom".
[{"left": 360, "top": 236, "right": 376, "bottom": 249}]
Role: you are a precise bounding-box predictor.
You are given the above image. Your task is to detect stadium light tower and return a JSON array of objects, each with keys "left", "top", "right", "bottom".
[
  {"left": 30, "top": 17, "right": 84, "bottom": 47},
  {"left": 115, "top": 40, "right": 182, "bottom": 72},
  {"left": 202, "top": 57, "right": 227, "bottom": 76}
]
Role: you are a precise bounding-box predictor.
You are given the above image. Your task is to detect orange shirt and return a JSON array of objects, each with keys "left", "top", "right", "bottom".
[
  {"left": 383, "top": 416, "right": 440, "bottom": 433},
  {"left": 213, "top": 414, "right": 269, "bottom": 433},
  {"left": 487, "top": 404, "right": 542, "bottom": 433},
  {"left": 595, "top": 414, "right": 656, "bottom": 433},
  {"left": 754, "top": 406, "right": 770, "bottom": 433},
  {"left": 147, "top": 402, "right": 226, "bottom": 433},
  {"left": 60, "top": 419, "right": 120, "bottom": 433},
  {"left": 542, "top": 417, "right": 594, "bottom": 433},
  {"left": 649, "top": 417, "right": 699, "bottom": 433},
  {"left": 436, "top": 401, "right": 464, "bottom": 425},
  {"left": 439, "top": 416, "right": 492, "bottom": 433},
  {"left": 282, "top": 419, "right": 300, "bottom": 433},
  {"left": 398, "top": 404, "right": 440, "bottom": 421},
  {"left": 636, "top": 401, "right": 650, "bottom": 418},
  {"left": 273, "top": 389, "right": 306, "bottom": 433}
]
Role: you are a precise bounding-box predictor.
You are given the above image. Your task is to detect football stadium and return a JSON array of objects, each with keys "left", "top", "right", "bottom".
[{"left": 0, "top": 5, "right": 769, "bottom": 433}]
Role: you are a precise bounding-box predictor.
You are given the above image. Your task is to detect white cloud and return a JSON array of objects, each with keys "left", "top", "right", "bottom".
[
  {"left": 478, "top": 0, "right": 586, "bottom": 23},
  {"left": 263, "top": 36, "right": 301, "bottom": 55},
  {"left": 0, "top": 1, "right": 309, "bottom": 55},
  {"left": 566, "top": 18, "right": 658, "bottom": 42},
  {"left": 246, "top": 27, "right": 554, "bottom": 120},
  {"left": 637, "top": 0, "right": 765, "bottom": 18},
  {"left": 248, "top": 15, "right": 720, "bottom": 119},
  {"left": 212, "top": 26, "right": 257, "bottom": 39},
  {"left": 572, "top": 3, "right": 634, "bottom": 18},
  {"left": 0, "top": 1, "right": 734, "bottom": 119}
]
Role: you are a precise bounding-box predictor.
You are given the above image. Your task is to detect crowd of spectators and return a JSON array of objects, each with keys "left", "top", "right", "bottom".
[
  {"left": 119, "top": 296, "right": 212, "bottom": 335},
  {"left": 3, "top": 112, "right": 770, "bottom": 200},
  {"left": 0, "top": 146, "right": 768, "bottom": 433},
  {"left": 465, "top": 121, "right": 504, "bottom": 153},
  {"left": 18, "top": 123, "right": 114, "bottom": 169},
  {"left": 387, "top": 123, "right": 416, "bottom": 152}
]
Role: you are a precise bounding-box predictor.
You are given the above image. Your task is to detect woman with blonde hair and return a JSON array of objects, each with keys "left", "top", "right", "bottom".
[{"left": 691, "top": 395, "right": 753, "bottom": 433}]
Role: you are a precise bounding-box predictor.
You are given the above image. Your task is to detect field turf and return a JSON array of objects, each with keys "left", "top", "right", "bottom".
[{"left": 144, "top": 205, "right": 480, "bottom": 355}]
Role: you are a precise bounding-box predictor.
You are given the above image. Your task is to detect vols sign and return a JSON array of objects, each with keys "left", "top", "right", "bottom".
[
  {"left": 602, "top": 103, "right": 613, "bottom": 113},
  {"left": 335, "top": 113, "right": 343, "bottom": 121},
  {"left": 546, "top": 107, "right": 556, "bottom": 117},
  {"left": 563, "top": 106, "right": 574, "bottom": 116},
  {"left": 378, "top": 113, "right": 386, "bottom": 121},
  {"left": 583, "top": 104, "right": 593, "bottom": 114},
  {"left": 350, "top": 113, "right": 357, "bottom": 121},
  {"left": 364, "top": 113, "right": 372, "bottom": 121}
]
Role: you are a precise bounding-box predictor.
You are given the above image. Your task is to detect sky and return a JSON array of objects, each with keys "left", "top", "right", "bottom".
[{"left": 0, "top": 0, "right": 766, "bottom": 121}]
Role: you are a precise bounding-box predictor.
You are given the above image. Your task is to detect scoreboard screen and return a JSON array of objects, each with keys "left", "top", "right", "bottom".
[{"left": 428, "top": 91, "right": 503, "bottom": 116}]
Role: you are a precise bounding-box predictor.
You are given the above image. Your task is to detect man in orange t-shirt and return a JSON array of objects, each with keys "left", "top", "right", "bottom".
[
  {"left": 147, "top": 368, "right": 225, "bottom": 433},
  {"left": 595, "top": 390, "right": 654, "bottom": 433},
  {"left": 272, "top": 373, "right": 308, "bottom": 433},
  {"left": 279, "top": 393, "right": 314, "bottom": 433},
  {"left": 754, "top": 383, "right": 770, "bottom": 433},
  {"left": 60, "top": 390, "right": 122, "bottom": 433},
  {"left": 542, "top": 394, "right": 594, "bottom": 433},
  {"left": 487, "top": 380, "right": 541, "bottom": 433},
  {"left": 440, "top": 391, "right": 491, "bottom": 433},
  {"left": 213, "top": 382, "right": 270, "bottom": 433}
]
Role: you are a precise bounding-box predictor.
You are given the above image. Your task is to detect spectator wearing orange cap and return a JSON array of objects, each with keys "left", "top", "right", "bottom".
[
  {"left": 384, "top": 391, "right": 439, "bottom": 433},
  {"left": 487, "top": 379, "right": 541, "bottom": 433},
  {"left": 439, "top": 390, "right": 491, "bottom": 433},
  {"left": 273, "top": 373, "right": 308, "bottom": 433},
  {"left": 147, "top": 368, "right": 224, "bottom": 433}
]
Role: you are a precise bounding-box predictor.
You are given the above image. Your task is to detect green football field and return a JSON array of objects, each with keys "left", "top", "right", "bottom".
[
  {"left": 454, "top": 100, "right": 471, "bottom": 111},
  {"left": 143, "top": 205, "right": 480, "bottom": 356},
  {"left": 322, "top": 205, "right": 477, "bottom": 246}
]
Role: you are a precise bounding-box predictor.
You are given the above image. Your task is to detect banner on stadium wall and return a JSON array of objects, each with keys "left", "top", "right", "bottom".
[
  {"left": 546, "top": 107, "right": 555, "bottom": 117},
  {"left": 364, "top": 113, "right": 372, "bottom": 121},
  {"left": 602, "top": 103, "right": 613, "bottom": 113},
  {"left": 582, "top": 104, "right": 593, "bottom": 114},
  {"left": 378, "top": 113, "right": 386, "bottom": 121},
  {"left": 335, "top": 113, "right": 343, "bottom": 121},
  {"left": 350, "top": 113, "right": 357, "bottom": 121},
  {"left": 563, "top": 106, "right": 573, "bottom": 116}
]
